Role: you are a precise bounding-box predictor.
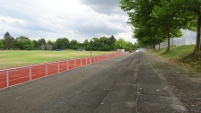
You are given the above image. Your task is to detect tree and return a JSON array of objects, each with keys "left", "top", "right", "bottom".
[
  {"left": 54, "top": 38, "right": 69, "bottom": 49},
  {"left": 16, "top": 36, "right": 34, "bottom": 50},
  {"left": 83, "top": 39, "right": 90, "bottom": 50},
  {"left": 99, "top": 36, "right": 111, "bottom": 51},
  {"left": 32, "top": 40, "right": 39, "bottom": 49},
  {"left": 0, "top": 40, "right": 3, "bottom": 49},
  {"left": 90, "top": 37, "right": 99, "bottom": 50},
  {"left": 38, "top": 38, "right": 46, "bottom": 46},
  {"left": 120, "top": 0, "right": 166, "bottom": 50},
  {"left": 69, "top": 40, "right": 78, "bottom": 50},
  {"left": 47, "top": 40, "right": 54, "bottom": 45},
  {"left": 169, "top": 0, "right": 201, "bottom": 53},
  {"left": 109, "top": 35, "right": 116, "bottom": 50},
  {"left": 126, "top": 42, "right": 134, "bottom": 51},
  {"left": 114, "top": 38, "right": 127, "bottom": 49},
  {"left": 120, "top": 0, "right": 201, "bottom": 53},
  {"left": 2, "top": 32, "right": 15, "bottom": 50}
]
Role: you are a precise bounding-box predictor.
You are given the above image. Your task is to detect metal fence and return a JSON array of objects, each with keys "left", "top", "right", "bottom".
[
  {"left": 155, "top": 30, "right": 196, "bottom": 50},
  {"left": 0, "top": 52, "right": 126, "bottom": 90}
]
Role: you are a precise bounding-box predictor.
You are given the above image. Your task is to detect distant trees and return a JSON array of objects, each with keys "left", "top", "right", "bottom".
[
  {"left": 2, "top": 32, "right": 16, "bottom": 50},
  {"left": 83, "top": 39, "right": 90, "bottom": 50},
  {"left": 16, "top": 36, "right": 34, "bottom": 50},
  {"left": 0, "top": 32, "right": 136, "bottom": 51},
  {"left": 114, "top": 38, "right": 127, "bottom": 49},
  {"left": 89, "top": 36, "right": 117, "bottom": 51},
  {"left": 69, "top": 40, "right": 78, "bottom": 50},
  {"left": 54, "top": 38, "right": 69, "bottom": 49},
  {"left": 0, "top": 39, "right": 3, "bottom": 49}
]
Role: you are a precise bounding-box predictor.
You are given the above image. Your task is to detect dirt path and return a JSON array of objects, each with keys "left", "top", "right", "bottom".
[
  {"left": 146, "top": 52, "right": 201, "bottom": 112},
  {"left": 0, "top": 52, "right": 200, "bottom": 113}
]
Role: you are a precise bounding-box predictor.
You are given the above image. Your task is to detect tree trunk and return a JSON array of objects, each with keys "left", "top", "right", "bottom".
[
  {"left": 153, "top": 41, "right": 156, "bottom": 51},
  {"left": 166, "top": 33, "right": 171, "bottom": 52},
  {"left": 194, "top": 15, "right": 201, "bottom": 54},
  {"left": 159, "top": 43, "right": 161, "bottom": 51}
]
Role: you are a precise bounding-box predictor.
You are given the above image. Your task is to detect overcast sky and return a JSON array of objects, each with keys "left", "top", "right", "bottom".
[{"left": 0, "top": 0, "right": 136, "bottom": 43}]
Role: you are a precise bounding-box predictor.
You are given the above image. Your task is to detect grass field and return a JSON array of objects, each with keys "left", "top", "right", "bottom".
[
  {"left": 0, "top": 50, "right": 115, "bottom": 69},
  {"left": 155, "top": 45, "right": 201, "bottom": 74}
]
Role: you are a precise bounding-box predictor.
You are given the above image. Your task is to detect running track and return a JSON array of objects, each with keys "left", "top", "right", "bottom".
[{"left": 0, "top": 52, "right": 125, "bottom": 90}]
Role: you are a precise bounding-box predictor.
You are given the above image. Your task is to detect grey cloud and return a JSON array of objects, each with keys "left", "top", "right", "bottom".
[
  {"left": 76, "top": 26, "right": 124, "bottom": 36},
  {"left": 80, "top": 0, "right": 123, "bottom": 15},
  {"left": 0, "top": 0, "right": 133, "bottom": 42}
]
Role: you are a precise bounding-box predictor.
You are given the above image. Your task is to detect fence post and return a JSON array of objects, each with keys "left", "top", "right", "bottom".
[
  {"left": 6, "top": 70, "right": 9, "bottom": 88},
  {"left": 67, "top": 60, "right": 68, "bottom": 70},
  {"left": 29, "top": 66, "right": 32, "bottom": 81},
  {"left": 46, "top": 64, "right": 48, "bottom": 76},
  {"left": 81, "top": 58, "right": 83, "bottom": 66},
  {"left": 58, "top": 62, "right": 60, "bottom": 73},
  {"left": 74, "top": 59, "right": 76, "bottom": 68}
]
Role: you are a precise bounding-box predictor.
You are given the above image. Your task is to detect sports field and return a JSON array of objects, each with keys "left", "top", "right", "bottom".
[{"left": 0, "top": 50, "right": 115, "bottom": 69}]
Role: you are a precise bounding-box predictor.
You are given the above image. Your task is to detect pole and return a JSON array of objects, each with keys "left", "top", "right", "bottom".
[{"left": 6, "top": 70, "right": 9, "bottom": 88}]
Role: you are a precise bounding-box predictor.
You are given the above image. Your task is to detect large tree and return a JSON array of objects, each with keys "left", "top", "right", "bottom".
[
  {"left": 0, "top": 39, "right": 3, "bottom": 49},
  {"left": 54, "top": 38, "right": 69, "bottom": 49},
  {"left": 120, "top": 0, "right": 201, "bottom": 53},
  {"left": 69, "top": 40, "right": 78, "bottom": 50},
  {"left": 2, "top": 32, "right": 16, "bottom": 50},
  {"left": 169, "top": 0, "right": 201, "bottom": 53},
  {"left": 38, "top": 38, "right": 46, "bottom": 46},
  {"left": 114, "top": 38, "right": 127, "bottom": 49},
  {"left": 83, "top": 39, "right": 90, "bottom": 50},
  {"left": 16, "top": 36, "right": 34, "bottom": 50},
  {"left": 109, "top": 35, "right": 116, "bottom": 50}
]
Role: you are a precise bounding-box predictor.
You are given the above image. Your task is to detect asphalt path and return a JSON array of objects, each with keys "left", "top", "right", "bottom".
[{"left": 0, "top": 53, "right": 188, "bottom": 113}]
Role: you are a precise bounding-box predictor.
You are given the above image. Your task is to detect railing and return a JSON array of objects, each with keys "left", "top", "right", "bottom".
[{"left": 0, "top": 52, "right": 126, "bottom": 90}]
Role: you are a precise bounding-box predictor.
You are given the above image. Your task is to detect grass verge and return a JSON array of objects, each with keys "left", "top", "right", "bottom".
[{"left": 154, "top": 45, "right": 201, "bottom": 75}]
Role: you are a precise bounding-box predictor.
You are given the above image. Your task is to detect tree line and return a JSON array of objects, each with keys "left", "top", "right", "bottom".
[
  {"left": 0, "top": 32, "right": 138, "bottom": 51},
  {"left": 120, "top": 0, "right": 201, "bottom": 54}
]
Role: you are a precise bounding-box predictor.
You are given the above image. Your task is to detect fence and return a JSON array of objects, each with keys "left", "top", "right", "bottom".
[
  {"left": 155, "top": 30, "right": 196, "bottom": 50},
  {"left": 0, "top": 52, "right": 126, "bottom": 90}
]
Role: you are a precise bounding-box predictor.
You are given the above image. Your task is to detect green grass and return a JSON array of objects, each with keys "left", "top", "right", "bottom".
[
  {"left": 155, "top": 45, "right": 201, "bottom": 74},
  {"left": 0, "top": 50, "right": 115, "bottom": 69},
  {"left": 155, "top": 45, "right": 194, "bottom": 60}
]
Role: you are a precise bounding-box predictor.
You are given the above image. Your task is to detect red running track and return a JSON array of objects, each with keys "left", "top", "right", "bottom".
[{"left": 0, "top": 52, "right": 126, "bottom": 90}]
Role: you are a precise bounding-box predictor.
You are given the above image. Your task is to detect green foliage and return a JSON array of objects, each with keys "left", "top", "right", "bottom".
[
  {"left": 69, "top": 40, "right": 78, "bottom": 50},
  {"left": 38, "top": 38, "right": 46, "bottom": 46},
  {"left": 0, "top": 32, "right": 133, "bottom": 51},
  {"left": 16, "top": 36, "right": 34, "bottom": 50},
  {"left": 0, "top": 40, "right": 3, "bottom": 49},
  {"left": 126, "top": 42, "right": 134, "bottom": 51},
  {"left": 83, "top": 39, "right": 90, "bottom": 50},
  {"left": 47, "top": 40, "right": 54, "bottom": 45},
  {"left": 33, "top": 40, "right": 39, "bottom": 49},
  {"left": 87, "top": 36, "right": 117, "bottom": 51},
  {"left": 2, "top": 32, "right": 16, "bottom": 50},
  {"left": 120, "top": 0, "right": 201, "bottom": 53},
  {"left": 114, "top": 38, "right": 127, "bottom": 49},
  {"left": 54, "top": 38, "right": 69, "bottom": 49}
]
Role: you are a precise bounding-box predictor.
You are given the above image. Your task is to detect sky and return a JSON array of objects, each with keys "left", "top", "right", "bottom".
[{"left": 0, "top": 0, "right": 136, "bottom": 43}]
